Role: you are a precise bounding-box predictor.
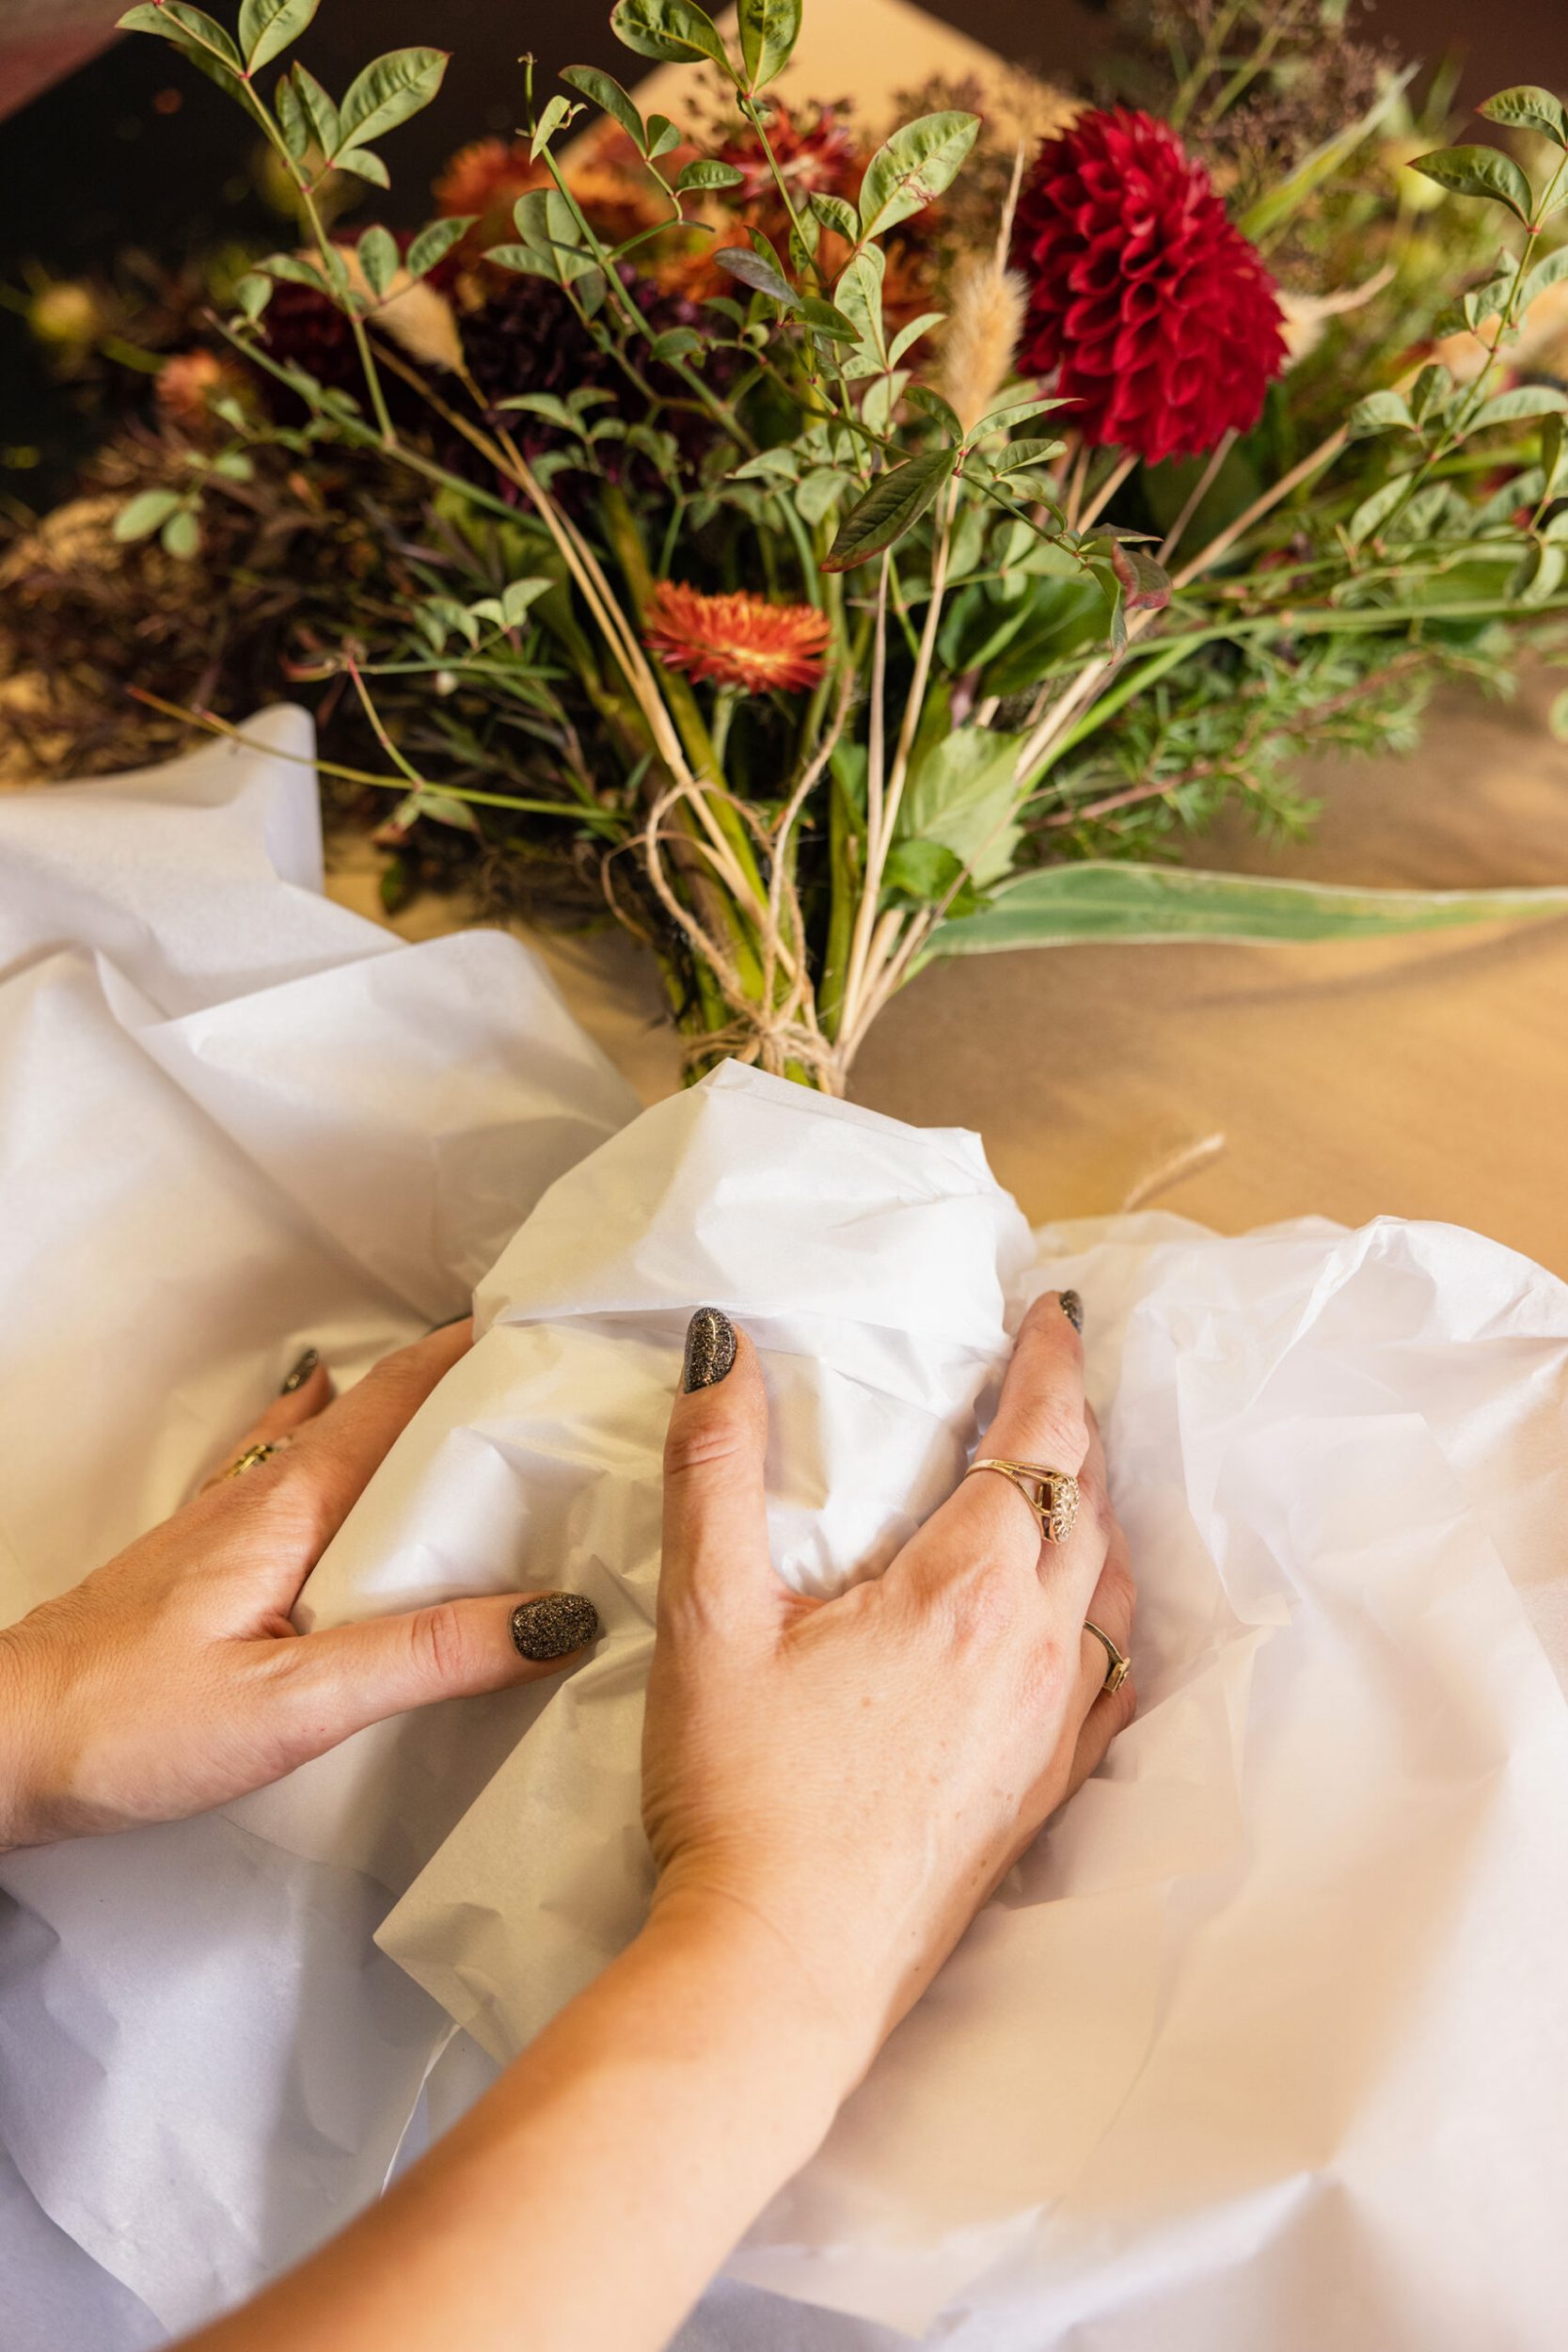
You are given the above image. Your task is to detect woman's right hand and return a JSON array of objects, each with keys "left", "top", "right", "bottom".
[{"left": 641, "top": 1293, "right": 1136, "bottom": 2086}]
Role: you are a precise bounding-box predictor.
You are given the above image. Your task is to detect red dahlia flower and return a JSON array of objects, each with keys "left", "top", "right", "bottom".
[
  {"left": 643, "top": 583, "right": 832, "bottom": 694},
  {"left": 1010, "top": 107, "right": 1287, "bottom": 465}
]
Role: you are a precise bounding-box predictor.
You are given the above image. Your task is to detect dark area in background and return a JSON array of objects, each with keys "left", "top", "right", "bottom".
[{"left": 4, "top": 0, "right": 1568, "bottom": 505}]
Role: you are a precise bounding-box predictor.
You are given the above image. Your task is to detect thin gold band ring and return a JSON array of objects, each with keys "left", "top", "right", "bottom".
[
  {"left": 1083, "top": 1619, "right": 1132, "bottom": 1695},
  {"left": 226, "top": 1442, "right": 277, "bottom": 1479}
]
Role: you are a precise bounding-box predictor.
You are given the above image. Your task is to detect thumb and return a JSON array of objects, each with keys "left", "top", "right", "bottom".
[
  {"left": 270, "top": 1587, "right": 600, "bottom": 1752},
  {"left": 661, "top": 1308, "right": 774, "bottom": 1633}
]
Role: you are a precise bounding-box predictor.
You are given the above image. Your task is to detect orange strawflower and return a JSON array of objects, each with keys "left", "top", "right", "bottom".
[{"left": 643, "top": 582, "right": 832, "bottom": 694}]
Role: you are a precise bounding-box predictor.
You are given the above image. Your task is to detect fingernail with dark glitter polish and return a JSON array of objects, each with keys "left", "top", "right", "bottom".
[
  {"left": 511, "top": 1593, "right": 600, "bottom": 1661},
  {"left": 683, "top": 1306, "right": 736, "bottom": 1392},
  {"left": 1059, "top": 1291, "right": 1084, "bottom": 1334},
  {"left": 279, "top": 1347, "right": 320, "bottom": 1394}
]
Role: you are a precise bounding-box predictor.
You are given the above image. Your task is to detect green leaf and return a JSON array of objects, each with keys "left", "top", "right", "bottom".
[
  {"left": 261, "top": 251, "right": 331, "bottom": 292},
  {"left": 1471, "top": 384, "right": 1568, "bottom": 428},
  {"left": 646, "top": 114, "right": 682, "bottom": 159},
  {"left": 882, "top": 838, "right": 965, "bottom": 903},
  {"left": 161, "top": 506, "right": 201, "bottom": 559},
  {"left": 239, "top": 0, "right": 318, "bottom": 72},
  {"left": 908, "top": 383, "right": 961, "bottom": 436},
  {"left": 968, "top": 392, "right": 1071, "bottom": 439},
  {"left": 1478, "top": 85, "right": 1568, "bottom": 149},
  {"left": 1456, "top": 271, "right": 1513, "bottom": 333},
  {"left": 736, "top": 0, "right": 800, "bottom": 91},
  {"left": 730, "top": 446, "right": 800, "bottom": 482},
  {"left": 118, "top": 5, "right": 180, "bottom": 37},
  {"left": 927, "top": 863, "right": 1568, "bottom": 956},
  {"left": 1521, "top": 245, "right": 1568, "bottom": 311},
  {"left": 677, "top": 156, "right": 746, "bottom": 191},
  {"left": 796, "top": 465, "right": 849, "bottom": 523},
  {"left": 809, "top": 192, "right": 858, "bottom": 243},
  {"left": 712, "top": 244, "right": 797, "bottom": 304},
  {"left": 339, "top": 47, "right": 448, "bottom": 151},
  {"left": 834, "top": 244, "right": 887, "bottom": 372},
  {"left": 390, "top": 787, "right": 477, "bottom": 833},
  {"left": 887, "top": 309, "right": 943, "bottom": 366},
  {"left": 821, "top": 447, "right": 959, "bottom": 571},
  {"left": 1549, "top": 686, "right": 1568, "bottom": 741},
  {"left": 356, "top": 223, "right": 400, "bottom": 299},
  {"left": 210, "top": 449, "right": 253, "bottom": 480},
  {"left": 531, "top": 92, "right": 575, "bottom": 160},
  {"left": 470, "top": 578, "right": 551, "bottom": 629},
  {"left": 1514, "top": 540, "right": 1568, "bottom": 603},
  {"left": 113, "top": 487, "right": 182, "bottom": 541},
  {"left": 649, "top": 326, "right": 703, "bottom": 361},
  {"left": 293, "top": 64, "right": 341, "bottom": 158},
  {"left": 1408, "top": 144, "right": 1534, "bottom": 224},
  {"left": 233, "top": 270, "right": 273, "bottom": 321},
  {"left": 561, "top": 65, "right": 645, "bottom": 153},
  {"left": 1346, "top": 471, "right": 1415, "bottom": 548},
  {"left": 858, "top": 111, "right": 979, "bottom": 240},
  {"left": 484, "top": 244, "right": 550, "bottom": 277},
  {"left": 1346, "top": 389, "right": 1417, "bottom": 439},
  {"left": 494, "top": 390, "right": 585, "bottom": 432},
  {"left": 508, "top": 189, "right": 598, "bottom": 285},
  {"left": 1409, "top": 363, "right": 1452, "bottom": 426},
  {"left": 119, "top": 4, "right": 240, "bottom": 67},
  {"left": 1542, "top": 412, "right": 1565, "bottom": 501},
  {"left": 335, "top": 147, "right": 389, "bottom": 186},
  {"left": 798, "top": 294, "right": 859, "bottom": 340},
  {"left": 405, "top": 215, "right": 472, "bottom": 278},
  {"left": 610, "top": 0, "right": 731, "bottom": 72},
  {"left": 275, "top": 68, "right": 309, "bottom": 159},
  {"left": 899, "top": 726, "right": 1027, "bottom": 886},
  {"left": 991, "top": 436, "right": 1067, "bottom": 474}
]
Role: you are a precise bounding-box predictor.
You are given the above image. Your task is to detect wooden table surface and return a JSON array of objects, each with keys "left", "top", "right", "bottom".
[{"left": 326, "top": 655, "right": 1568, "bottom": 1277}]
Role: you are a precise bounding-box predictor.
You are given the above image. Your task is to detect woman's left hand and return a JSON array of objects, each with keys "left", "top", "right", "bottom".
[{"left": 0, "top": 1320, "right": 596, "bottom": 1850}]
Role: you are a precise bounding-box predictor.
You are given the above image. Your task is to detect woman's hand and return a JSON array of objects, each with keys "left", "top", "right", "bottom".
[
  {"left": 176, "top": 1297, "right": 1132, "bottom": 2352},
  {"left": 0, "top": 1321, "right": 597, "bottom": 1850},
  {"left": 642, "top": 1293, "right": 1135, "bottom": 2083}
]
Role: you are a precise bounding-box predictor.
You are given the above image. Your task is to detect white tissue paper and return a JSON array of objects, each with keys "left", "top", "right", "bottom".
[
  {"left": 0, "top": 711, "right": 637, "bottom": 2341},
  {"left": 4, "top": 712, "right": 1568, "bottom": 2351}
]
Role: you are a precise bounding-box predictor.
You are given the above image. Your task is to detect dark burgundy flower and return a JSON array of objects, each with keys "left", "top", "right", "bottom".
[{"left": 1010, "top": 106, "right": 1287, "bottom": 465}]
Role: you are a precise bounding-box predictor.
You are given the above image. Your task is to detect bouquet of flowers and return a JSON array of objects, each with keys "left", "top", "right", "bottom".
[{"left": 16, "top": 0, "right": 1568, "bottom": 1088}]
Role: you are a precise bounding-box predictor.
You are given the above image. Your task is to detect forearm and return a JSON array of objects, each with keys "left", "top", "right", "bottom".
[{"left": 184, "top": 1891, "right": 860, "bottom": 2352}]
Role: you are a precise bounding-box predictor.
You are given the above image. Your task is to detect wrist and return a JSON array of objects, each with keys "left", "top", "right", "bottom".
[
  {"left": 641, "top": 1878, "right": 877, "bottom": 2110},
  {"left": 0, "top": 1624, "right": 52, "bottom": 1852}
]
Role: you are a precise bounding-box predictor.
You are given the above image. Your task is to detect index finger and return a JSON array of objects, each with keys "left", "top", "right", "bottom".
[{"left": 254, "top": 1319, "right": 475, "bottom": 1555}]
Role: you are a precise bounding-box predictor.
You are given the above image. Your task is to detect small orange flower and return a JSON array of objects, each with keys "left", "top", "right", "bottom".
[{"left": 643, "top": 581, "right": 831, "bottom": 694}]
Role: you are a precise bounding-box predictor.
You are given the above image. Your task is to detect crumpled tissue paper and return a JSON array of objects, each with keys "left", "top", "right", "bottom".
[{"left": 3, "top": 712, "right": 1568, "bottom": 2352}]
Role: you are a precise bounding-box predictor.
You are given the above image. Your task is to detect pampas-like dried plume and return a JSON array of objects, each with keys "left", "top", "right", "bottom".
[{"left": 934, "top": 255, "right": 1028, "bottom": 436}]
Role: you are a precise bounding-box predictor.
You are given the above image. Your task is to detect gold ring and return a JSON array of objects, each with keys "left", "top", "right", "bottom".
[
  {"left": 1083, "top": 1619, "right": 1131, "bottom": 1695},
  {"left": 965, "top": 1456, "right": 1081, "bottom": 1545},
  {"left": 226, "top": 1442, "right": 277, "bottom": 1479}
]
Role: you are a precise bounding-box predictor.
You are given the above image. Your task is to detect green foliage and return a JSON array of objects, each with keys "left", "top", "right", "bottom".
[
  {"left": 99, "top": 9, "right": 1568, "bottom": 1082},
  {"left": 929, "top": 865, "right": 1568, "bottom": 953},
  {"left": 857, "top": 112, "right": 979, "bottom": 240},
  {"left": 822, "top": 452, "right": 959, "bottom": 571}
]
